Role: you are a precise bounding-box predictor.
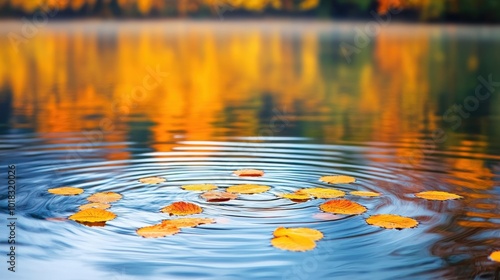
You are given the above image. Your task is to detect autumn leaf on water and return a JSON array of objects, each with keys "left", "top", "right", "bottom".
[
  {"left": 278, "top": 193, "right": 311, "bottom": 202},
  {"left": 271, "top": 227, "right": 324, "bottom": 252},
  {"left": 87, "top": 192, "right": 123, "bottom": 204},
  {"left": 226, "top": 184, "right": 270, "bottom": 194},
  {"left": 78, "top": 203, "right": 111, "bottom": 210},
  {"left": 365, "top": 214, "right": 418, "bottom": 229},
  {"left": 489, "top": 251, "right": 500, "bottom": 262},
  {"left": 319, "top": 199, "right": 367, "bottom": 215},
  {"left": 136, "top": 223, "right": 180, "bottom": 238},
  {"left": 182, "top": 184, "right": 217, "bottom": 192},
  {"left": 414, "top": 191, "right": 463, "bottom": 201},
  {"left": 273, "top": 227, "right": 324, "bottom": 241},
  {"left": 233, "top": 169, "right": 265, "bottom": 177},
  {"left": 201, "top": 191, "right": 238, "bottom": 202},
  {"left": 350, "top": 191, "right": 381, "bottom": 197},
  {"left": 319, "top": 175, "right": 356, "bottom": 184},
  {"left": 296, "top": 188, "right": 345, "bottom": 199},
  {"left": 69, "top": 209, "right": 117, "bottom": 223},
  {"left": 138, "top": 176, "right": 166, "bottom": 184},
  {"left": 161, "top": 201, "right": 203, "bottom": 216},
  {"left": 161, "top": 218, "right": 215, "bottom": 228},
  {"left": 48, "top": 187, "right": 84, "bottom": 196}
]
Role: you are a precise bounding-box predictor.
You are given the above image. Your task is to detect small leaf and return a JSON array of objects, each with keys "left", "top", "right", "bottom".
[
  {"left": 48, "top": 187, "right": 84, "bottom": 196},
  {"left": 278, "top": 193, "right": 311, "bottom": 202},
  {"left": 319, "top": 175, "right": 356, "bottom": 184},
  {"left": 366, "top": 214, "right": 418, "bottom": 229},
  {"left": 87, "top": 192, "right": 123, "bottom": 203},
  {"left": 273, "top": 227, "right": 323, "bottom": 241},
  {"left": 78, "top": 203, "right": 111, "bottom": 210},
  {"left": 414, "top": 191, "right": 463, "bottom": 201},
  {"left": 350, "top": 191, "right": 381, "bottom": 197},
  {"left": 69, "top": 209, "right": 116, "bottom": 223},
  {"left": 226, "top": 184, "right": 270, "bottom": 194},
  {"left": 161, "top": 201, "right": 203, "bottom": 216},
  {"left": 271, "top": 235, "right": 316, "bottom": 252},
  {"left": 319, "top": 199, "right": 367, "bottom": 215},
  {"left": 296, "top": 188, "right": 345, "bottom": 199},
  {"left": 489, "top": 251, "right": 500, "bottom": 262},
  {"left": 233, "top": 169, "right": 264, "bottom": 177},
  {"left": 201, "top": 191, "right": 238, "bottom": 202},
  {"left": 136, "top": 224, "right": 180, "bottom": 238},
  {"left": 161, "top": 218, "right": 214, "bottom": 228},
  {"left": 138, "top": 176, "right": 166, "bottom": 184},
  {"left": 182, "top": 184, "right": 217, "bottom": 191}
]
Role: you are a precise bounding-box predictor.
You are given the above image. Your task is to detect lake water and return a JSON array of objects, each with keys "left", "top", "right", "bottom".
[{"left": 0, "top": 21, "right": 499, "bottom": 280}]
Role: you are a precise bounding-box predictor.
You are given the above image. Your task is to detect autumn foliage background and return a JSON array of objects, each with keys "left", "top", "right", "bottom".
[{"left": 1, "top": 0, "right": 499, "bottom": 22}]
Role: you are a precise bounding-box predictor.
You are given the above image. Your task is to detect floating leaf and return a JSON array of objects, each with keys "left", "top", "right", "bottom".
[
  {"left": 136, "top": 224, "right": 180, "bottom": 238},
  {"left": 68, "top": 209, "right": 116, "bottom": 223},
  {"left": 226, "top": 184, "right": 270, "bottom": 194},
  {"left": 273, "top": 227, "right": 324, "bottom": 241},
  {"left": 201, "top": 191, "right": 238, "bottom": 202},
  {"left": 414, "top": 191, "right": 463, "bottom": 201},
  {"left": 271, "top": 235, "right": 316, "bottom": 252},
  {"left": 489, "top": 251, "right": 500, "bottom": 262},
  {"left": 161, "top": 201, "right": 203, "bottom": 216},
  {"left": 161, "top": 218, "right": 214, "bottom": 228},
  {"left": 350, "top": 191, "right": 381, "bottom": 197},
  {"left": 182, "top": 184, "right": 217, "bottom": 191},
  {"left": 48, "top": 187, "right": 84, "bottom": 196},
  {"left": 87, "top": 192, "right": 123, "bottom": 204},
  {"left": 233, "top": 169, "right": 264, "bottom": 177},
  {"left": 319, "top": 175, "right": 356, "bottom": 184},
  {"left": 296, "top": 188, "right": 345, "bottom": 199},
  {"left": 78, "top": 203, "right": 111, "bottom": 210},
  {"left": 319, "top": 199, "right": 367, "bottom": 215},
  {"left": 138, "top": 176, "right": 166, "bottom": 184},
  {"left": 278, "top": 193, "right": 311, "bottom": 202},
  {"left": 366, "top": 214, "right": 418, "bottom": 229}
]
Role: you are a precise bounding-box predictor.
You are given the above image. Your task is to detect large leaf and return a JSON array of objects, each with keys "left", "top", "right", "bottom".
[
  {"left": 48, "top": 187, "right": 84, "bottom": 196},
  {"left": 319, "top": 199, "right": 367, "bottom": 215},
  {"left": 69, "top": 209, "right": 116, "bottom": 223},
  {"left": 161, "top": 201, "right": 203, "bottom": 216},
  {"left": 296, "top": 188, "right": 345, "bottom": 199},
  {"left": 226, "top": 184, "right": 270, "bottom": 194},
  {"left": 136, "top": 224, "right": 180, "bottom": 238},
  {"left": 201, "top": 191, "right": 238, "bottom": 202},
  {"left": 414, "top": 191, "right": 462, "bottom": 201},
  {"left": 161, "top": 218, "right": 214, "bottom": 228},
  {"left": 366, "top": 214, "right": 418, "bottom": 229},
  {"left": 182, "top": 184, "right": 217, "bottom": 191},
  {"left": 319, "top": 175, "right": 356, "bottom": 184},
  {"left": 87, "top": 192, "right": 123, "bottom": 203}
]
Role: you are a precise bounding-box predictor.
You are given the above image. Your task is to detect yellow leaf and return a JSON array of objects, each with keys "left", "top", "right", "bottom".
[
  {"left": 136, "top": 224, "right": 180, "bottom": 238},
  {"left": 87, "top": 192, "right": 123, "bottom": 203},
  {"left": 489, "top": 251, "right": 500, "bottom": 262},
  {"left": 366, "top": 214, "right": 418, "bottom": 229},
  {"left": 273, "top": 227, "right": 323, "bottom": 241},
  {"left": 233, "top": 169, "right": 264, "bottom": 177},
  {"left": 271, "top": 235, "right": 316, "bottom": 252},
  {"left": 182, "top": 184, "right": 217, "bottom": 191},
  {"left": 414, "top": 191, "right": 463, "bottom": 201},
  {"left": 278, "top": 193, "right": 311, "bottom": 202},
  {"left": 161, "top": 218, "right": 214, "bottom": 228},
  {"left": 78, "top": 203, "right": 111, "bottom": 210},
  {"left": 48, "top": 187, "right": 84, "bottom": 196},
  {"left": 350, "top": 191, "right": 381, "bottom": 197},
  {"left": 296, "top": 188, "right": 345, "bottom": 199},
  {"left": 161, "top": 201, "right": 203, "bottom": 216},
  {"left": 201, "top": 191, "right": 238, "bottom": 202},
  {"left": 226, "top": 184, "right": 270, "bottom": 194},
  {"left": 138, "top": 176, "right": 166, "bottom": 184},
  {"left": 68, "top": 209, "right": 116, "bottom": 223},
  {"left": 319, "top": 199, "right": 367, "bottom": 215},
  {"left": 319, "top": 175, "right": 356, "bottom": 184}
]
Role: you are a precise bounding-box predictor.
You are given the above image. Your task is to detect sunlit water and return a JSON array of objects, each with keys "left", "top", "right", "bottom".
[{"left": 0, "top": 21, "right": 499, "bottom": 280}]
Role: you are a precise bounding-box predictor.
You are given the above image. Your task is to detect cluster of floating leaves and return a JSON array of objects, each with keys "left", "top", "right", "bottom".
[{"left": 45, "top": 171, "right": 487, "bottom": 256}]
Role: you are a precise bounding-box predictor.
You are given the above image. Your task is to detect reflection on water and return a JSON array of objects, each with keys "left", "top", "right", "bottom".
[{"left": 0, "top": 21, "right": 499, "bottom": 279}]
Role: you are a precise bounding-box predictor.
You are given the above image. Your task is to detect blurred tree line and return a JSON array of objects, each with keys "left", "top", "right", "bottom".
[{"left": 0, "top": 0, "right": 499, "bottom": 22}]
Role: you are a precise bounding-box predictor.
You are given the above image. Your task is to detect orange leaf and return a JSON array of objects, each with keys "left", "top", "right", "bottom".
[
  {"left": 414, "top": 191, "right": 463, "bottom": 201},
  {"left": 319, "top": 199, "right": 367, "bottom": 215},
  {"left": 271, "top": 235, "right": 316, "bottom": 252},
  {"left": 136, "top": 224, "right": 180, "bottom": 238},
  {"left": 87, "top": 192, "right": 122, "bottom": 203},
  {"left": 278, "top": 193, "right": 311, "bottom": 202},
  {"left": 233, "top": 169, "right": 264, "bottom": 177},
  {"left": 489, "top": 251, "right": 500, "bottom": 262},
  {"left": 319, "top": 175, "right": 356, "bottom": 184},
  {"left": 226, "top": 184, "right": 270, "bottom": 194},
  {"left": 350, "top": 191, "right": 381, "bottom": 197},
  {"left": 273, "top": 227, "right": 323, "bottom": 241},
  {"left": 161, "top": 201, "right": 203, "bottom": 216},
  {"left": 182, "top": 184, "right": 217, "bottom": 191},
  {"left": 68, "top": 208, "right": 116, "bottom": 223},
  {"left": 201, "top": 191, "right": 238, "bottom": 202},
  {"left": 296, "top": 188, "right": 345, "bottom": 199},
  {"left": 365, "top": 214, "right": 418, "bottom": 229},
  {"left": 78, "top": 203, "right": 111, "bottom": 210},
  {"left": 48, "top": 187, "right": 84, "bottom": 196},
  {"left": 161, "top": 218, "right": 214, "bottom": 228},
  {"left": 138, "top": 176, "right": 166, "bottom": 184}
]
